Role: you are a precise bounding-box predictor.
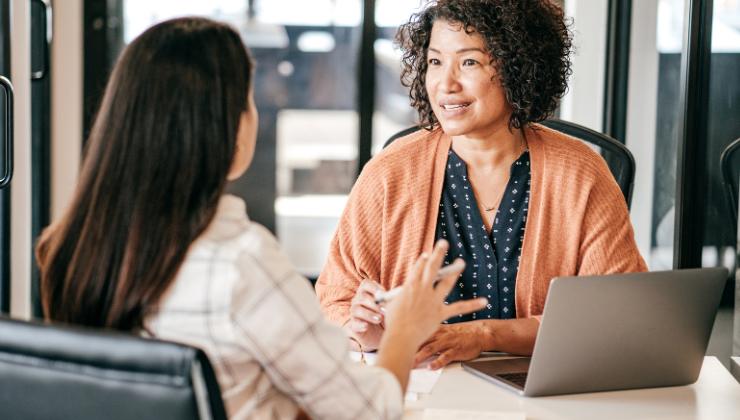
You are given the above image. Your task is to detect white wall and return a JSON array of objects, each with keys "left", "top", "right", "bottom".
[
  {"left": 560, "top": 0, "right": 609, "bottom": 131},
  {"left": 625, "top": 0, "right": 660, "bottom": 266}
]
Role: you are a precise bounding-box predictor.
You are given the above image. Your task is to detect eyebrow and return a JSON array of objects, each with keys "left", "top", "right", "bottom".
[{"left": 428, "top": 47, "right": 487, "bottom": 54}]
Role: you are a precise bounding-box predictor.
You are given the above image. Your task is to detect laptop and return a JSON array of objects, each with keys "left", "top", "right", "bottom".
[{"left": 462, "top": 268, "right": 727, "bottom": 397}]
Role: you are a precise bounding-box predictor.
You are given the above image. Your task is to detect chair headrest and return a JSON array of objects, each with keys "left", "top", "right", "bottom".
[{"left": 0, "top": 316, "right": 196, "bottom": 379}]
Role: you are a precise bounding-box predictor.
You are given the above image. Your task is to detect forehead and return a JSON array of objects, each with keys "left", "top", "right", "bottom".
[{"left": 428, "top": 19, "right": 486, "bottom": 51}]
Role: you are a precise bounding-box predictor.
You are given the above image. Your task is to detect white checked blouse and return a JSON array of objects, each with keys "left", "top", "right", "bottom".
[
  {"left": 435, "top": 149, "right": 531, "bottom": 322},
  {"left": 145, "top": 195, "right": 402, "bottom": 420}
]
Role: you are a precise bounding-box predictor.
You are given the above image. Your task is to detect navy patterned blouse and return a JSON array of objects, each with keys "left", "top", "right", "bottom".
[{"left": 435, "top": 149, "right": 531, "bottom": 323}]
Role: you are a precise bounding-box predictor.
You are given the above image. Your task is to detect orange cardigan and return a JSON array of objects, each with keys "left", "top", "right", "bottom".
[{"left": 316, "top": 125, "right": 647, "bottom": 325}]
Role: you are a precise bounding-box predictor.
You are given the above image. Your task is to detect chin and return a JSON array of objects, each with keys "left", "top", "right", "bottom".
[{"left": 438, "top": 121, "right": 471, "bottom": 137}]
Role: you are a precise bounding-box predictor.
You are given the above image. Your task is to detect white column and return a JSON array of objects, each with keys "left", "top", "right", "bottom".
[
  {"left": 51, "top": 0, "right": 82, "bottom": 220},
  {"left": 10, "top": 0, "right": 31, "bottom": 319}
]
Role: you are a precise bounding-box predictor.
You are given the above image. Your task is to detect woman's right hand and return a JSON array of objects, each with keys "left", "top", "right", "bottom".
[
  {"left": 346, "top": 280, "right": 386, "bottom": 351},
  {"left": 383, "top": 240, "right": 487, "bottom": 349}
]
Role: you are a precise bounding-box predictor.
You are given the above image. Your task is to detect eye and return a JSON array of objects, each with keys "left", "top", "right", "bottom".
[
  {"left": 428, "top": 58, "right": 441, "bottom": 65},
  {"left": 463, "top": 58, "right": 479, "bottom": 66}
]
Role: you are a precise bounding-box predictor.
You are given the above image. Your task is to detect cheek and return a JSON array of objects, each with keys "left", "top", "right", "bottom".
[
  {"left": 425, "top": 79, "right": 440, "bottom": 110},
  {"left": 425, "top": 69, "right": 441, "bottom": 91},
  {"left": 474, "top": 83, "right": 503, "bottom": 109},
  {"left": 425, "top": 78, "right": 434, "bottom": 99}
]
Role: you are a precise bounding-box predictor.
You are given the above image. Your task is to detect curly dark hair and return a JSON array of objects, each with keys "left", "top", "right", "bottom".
[{"left": 396, "top": 0, "right": 573, "bottom": 130}]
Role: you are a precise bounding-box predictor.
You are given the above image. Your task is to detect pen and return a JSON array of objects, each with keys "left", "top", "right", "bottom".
[{"left": 373, "top": 261, "right": 465, "bottom": 305}]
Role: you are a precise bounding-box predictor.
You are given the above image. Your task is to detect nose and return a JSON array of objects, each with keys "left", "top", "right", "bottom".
[{"left": 438, "top": 64, "right": 461, "bottom": 93}]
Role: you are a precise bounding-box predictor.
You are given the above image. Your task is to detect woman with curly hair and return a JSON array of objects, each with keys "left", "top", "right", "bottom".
[{"left": 317, "top": 0, "right": 646, "bottom": 368}]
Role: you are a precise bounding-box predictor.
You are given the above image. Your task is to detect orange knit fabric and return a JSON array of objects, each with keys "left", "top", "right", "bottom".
[{"left": 316, "top": 125, "right": 647, "bottom": 325}]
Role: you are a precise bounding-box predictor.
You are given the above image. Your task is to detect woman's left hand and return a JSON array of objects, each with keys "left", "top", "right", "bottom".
[{"left": 413, "top": 322, "right": 488, "bottom": 370}]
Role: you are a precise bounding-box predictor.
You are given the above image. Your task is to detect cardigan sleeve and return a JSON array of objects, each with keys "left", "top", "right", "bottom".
[
  {"left": 315, "top": 160, "right": 386, "bottom": 326},
  {"left": 577, "top": 162, "right": 647, "bottom": 275}
]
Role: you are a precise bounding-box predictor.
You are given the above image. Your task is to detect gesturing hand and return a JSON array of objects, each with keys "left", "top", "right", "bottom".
[
  {"left": 414, "top": 322, "right": 487, "bottom": 370},
  {"left": 382, "top": 241, "right": 488, "bottom": 352}
]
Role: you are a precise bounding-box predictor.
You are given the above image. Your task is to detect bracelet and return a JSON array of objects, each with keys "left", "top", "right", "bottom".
[{"left": 348, "top": 336, "right": 367, "bottom": 365}]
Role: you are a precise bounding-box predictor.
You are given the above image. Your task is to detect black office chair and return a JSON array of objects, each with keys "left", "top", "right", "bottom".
[
  {"left": 0, "top": 317, "right": 227, "bottom": 420},
  {"left": 720, "top": 137, "right": 740, "bottom": 228},
  {"left": 383, "top": 119, "right": 636, "bottom": 208}
]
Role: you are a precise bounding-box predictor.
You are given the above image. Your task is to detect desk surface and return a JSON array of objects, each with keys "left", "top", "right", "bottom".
[{"left": 403, "top": 356, "right": 740, "bottom": 420}]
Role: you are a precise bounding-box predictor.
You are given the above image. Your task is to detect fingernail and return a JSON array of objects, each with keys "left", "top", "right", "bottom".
[
  {"left": 420, "top": 252, "right": 429, "bottom": 259},
  {"left": 373, "top": 315, "right": 381, "bottom": 322},
  {"left": 358, "top": 323, "right": 367, "bottom": 331},
  {"left": 379, "top": 306, "right": 386, "bottom": 313}
]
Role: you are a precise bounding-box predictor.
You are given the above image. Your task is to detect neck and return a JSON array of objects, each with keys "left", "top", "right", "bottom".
[{"left": 450, "top": 124, "right": 525, "bottom": 169}]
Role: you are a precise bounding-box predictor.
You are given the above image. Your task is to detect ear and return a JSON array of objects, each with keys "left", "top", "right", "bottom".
[{"left": 227, "top": 111, "right": 255, "bottom": 181}]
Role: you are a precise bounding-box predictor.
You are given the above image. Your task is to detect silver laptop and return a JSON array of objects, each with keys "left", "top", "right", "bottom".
[{"left": 462, "top": 268, "right": 727, "bottom": 397}]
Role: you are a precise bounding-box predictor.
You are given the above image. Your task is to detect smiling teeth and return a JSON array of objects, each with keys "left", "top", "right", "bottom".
[{"left": 443, "top": 104, "right": 467, "bottom": 110}]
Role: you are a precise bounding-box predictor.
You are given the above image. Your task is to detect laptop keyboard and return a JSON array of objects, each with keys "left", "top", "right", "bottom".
[{"left": 497, "top": 372, "right": 528, "bottom": 388}]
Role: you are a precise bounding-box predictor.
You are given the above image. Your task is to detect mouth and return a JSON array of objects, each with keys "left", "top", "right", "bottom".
[{"left": 440, "top": 102, "right": 471, "bottom": 110}]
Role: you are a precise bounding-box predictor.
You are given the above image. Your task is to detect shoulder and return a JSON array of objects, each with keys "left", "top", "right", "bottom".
[
  {"left": 381, "top": 126, "right": 441, "bottom": 155},
  {"left": 349, "top": 127, "right": 443, "bottom": 200},
  {"left": 530, "top": 123, "right": 614, "bottom": 183},
  {"left": 361, "top": 127, "right": 442, "bottom": 177},
  {"left": 194, "top": 217, "right": 300, "bottom": 290},
  {"left": 214, "top": 221, "right": 321, "bottom": 322},
  {"left": 232, "top": 222, "right": 298, "bottom": 283}
]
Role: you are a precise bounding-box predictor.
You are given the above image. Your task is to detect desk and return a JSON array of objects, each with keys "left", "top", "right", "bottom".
[{"left": 403, "top": 356, "right": 740, "bottom": 419}]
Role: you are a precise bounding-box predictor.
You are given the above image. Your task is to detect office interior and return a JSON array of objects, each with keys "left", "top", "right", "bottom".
[{"left": 0, "top": 0, "right": 738, "bottom": 413}]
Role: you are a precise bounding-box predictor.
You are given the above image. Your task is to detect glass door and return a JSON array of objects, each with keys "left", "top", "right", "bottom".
[
  {"left": 703, "top": 0, "right": 740, "bottom": 366},
  {"left": 371, "top": 0, "right": 428, "bottom": 152},
  {"left": 624, "top": 0, "right": 686, "bottom": 270},
  {"left": 249, "top": 0, "right": 362, "bottom": 278},
  {"left": 115, "top": 1, "right": 364, "bottom": 278},
  {"left": 0, "top": 0, "right": 12, "bottom": 315}
]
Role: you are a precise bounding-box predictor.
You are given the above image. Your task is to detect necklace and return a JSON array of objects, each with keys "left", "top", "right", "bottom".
[
  {"left": 479, "top": 137, "right": 528, "bottom": 212},
  {"left": 482, "top": 190, "right": 505, "bottom": 212}
]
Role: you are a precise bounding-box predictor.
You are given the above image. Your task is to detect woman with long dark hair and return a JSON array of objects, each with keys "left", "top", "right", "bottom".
[{"left": 36, "top": 17, "right": 485, "bottom": 419}]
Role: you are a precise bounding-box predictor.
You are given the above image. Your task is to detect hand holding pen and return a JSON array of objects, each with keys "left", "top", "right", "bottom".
[
  {"left": 347, "top": 279, "right": 388, "bottom": 351},
  {"left": 346, "top": 247, "right": 474, "bottom": 352}
]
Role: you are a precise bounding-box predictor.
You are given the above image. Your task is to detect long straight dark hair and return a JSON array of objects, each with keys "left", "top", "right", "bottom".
[{"left": 37, "top": 17, "right": 253, "bottom": 331}]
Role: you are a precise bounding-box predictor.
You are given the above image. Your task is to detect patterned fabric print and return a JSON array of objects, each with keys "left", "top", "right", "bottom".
[
  {"left": 435, "top": 149, "right": 531, "bottom": 323},
  {"left": 145, "top": 195, "right": 403, "bottom": 420}
]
